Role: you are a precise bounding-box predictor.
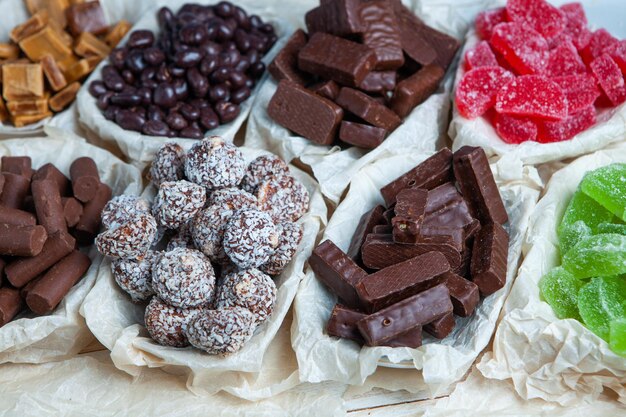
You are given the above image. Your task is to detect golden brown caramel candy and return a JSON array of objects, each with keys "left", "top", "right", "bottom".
[
  {"left": 0, "top": 98, "right": 9, "bottom": 123},
  {"left": 11, "top": 111, "right": 52, "bottom": 127},
  {"left": 0, "top": 44, "right": 20, "bottom": 60},
  {"left": 64, "top": 59, "right": 91, "bottom": 83},
  {"left": 104, "top": 20, "right": 131, "bottom": 47},
  {"left": 41, "top": 55, "right": 68, "bottom": 91},
  {"left": 2, "top": 63, "right": 44, "bottom": 101},
  {"left": 7, "top": 96, "right": 49, "bottom": 116},
  {"left": 10, "top": 10, "right": 49, "bottom": 43},
  {"left": 69, "top": 0, "right": 85, "bottom": 3},
  {"left": 19, "top": 26, "right": 73, "bottom": 62},
  {"left": 56, "top": 55, "right": 78, "bottom": 73},
  {"left": 24, "top": 0, "right": 46, "bottom": 15},
  {"left": 66, "top": 1, "right": 108, "bottom": 37},
  {"left": 74, "top": 32, "right": 110, "bottom": 57},
  {"left": 49, "top": 81, "right": 79, "bottom": 112}
]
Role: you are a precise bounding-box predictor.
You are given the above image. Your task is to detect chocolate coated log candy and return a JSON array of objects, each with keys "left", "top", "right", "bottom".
[
  {"left": 339, "top": 121, "right": 387, "bottom": 149},
  {"left": 70, "top": 157, "right": 100, "bottom": 203},
  {"left": 357, "top": 251, "right": 449, "bottom": 312},
  {"left": 75, "top": 182, "right": 112, "bottom": 244},
  {"left": 424, "top": 312, "right": 455, "bottom": 339},
  {"left": 0, "top": 206, "right": 36, "bottom": 226},
  {"left": 0, "top": 223, "right": 47, "bottom": 257},
  {"left": 268, "top": 80, "right": 343, "bottom": 145},
  {"left": 26, "top": 250, "right": 92, "bottom": 315},
  {"left": 357, "top": 283, "right": 452, "bottom": 346},
  {"left": 380, "top": 148, "right": 453, "bottom": 206},
  {"left": 453, "top": 146, "right": 508, "bottom": 225},
  {"left": 33, "top": 163, "right": 70, "bottom": 196},
  {"left": 471, "top": 223, "right": 509, "bottom": 296},
  {"left": 309, "top": 239, "right": 367, "bottom": 309},
  {"left": 392, "top": 188, "right": 428, "bottom": 244},
  {"left": 269, "top": 29, "right": 310, "bottom": 85},
  {"left": 62, "top": 197, "right": 83, "bottom": 228},
  {"left": 335, "top": 87, "right": 401, "bottom": 131},
  {"left": 347, "top": 205, "right": 385, "bottom": 262},
  {"left": 0, "top": 287, "right": 23, "bottom": 326},
  {"left": 390, "top": 64, "right": 445, "bottom": 118},
  {"left": 444, "top": 272, "right": 480, "bottom": 317},
  {"left": 5, "top": 231, "right": 76, "bottom": 288},
  {"left": 32, "top": 179, "right": 67, "bottom": 235},
  {"left": 359, "top": 0, "right": 404, "bottom": 70},
  {"left": 2, "top": 156, "right": 33, "bottom": 179},
  {"left": 0, "top": 173, "right": 30, "bottom": 209}
]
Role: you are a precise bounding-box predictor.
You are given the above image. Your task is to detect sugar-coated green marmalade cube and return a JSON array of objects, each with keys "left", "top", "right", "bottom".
[
  {"left": 610, "top": 318, "right": 626, "bottom": 356},
  {"left": 562, "top": 234, "right": 626, "bottom": 279},
  {"left": 539, "top": 266, "right": 583, "bottom": 320},
  {"left": 559, "top": 220, "right": 591, "bottom": 256},
  {"left": 578, "top": 276, "right": 626, "bottom": 341},
  {"left": 598, "top": 222, "right": 626, "bottom": 235},
  {"left": 581, "top": 164, "right": 626, "bottom": 221}
]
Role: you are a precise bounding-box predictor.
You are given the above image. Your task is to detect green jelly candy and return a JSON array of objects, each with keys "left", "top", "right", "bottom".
[
  {"left": 598, "top": 222, "right": 626, "bottom": 235},
  {"left": 562, "top": 234, "right": 626, "bottom": 279},
  {"left": 539, "top": 267, "right": 583, "bottom": 320},
  {"left": 581, "top": 164, "right": 626, "bottom": 221},
  {"left": 559, "top": 220, "right": 592, "bottom": 256},
  {"left": 610, "top": 318, "right": 626, "bottom": 356},
  {"left": 578, "top": 276, "right": 626, "bottom": 341}
]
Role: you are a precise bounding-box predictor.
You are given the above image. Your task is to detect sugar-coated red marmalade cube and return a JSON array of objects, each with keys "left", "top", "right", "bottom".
[
  {"left": 456, "top": 66, "right": 515, "bottom": 119},
  {"left": 490, "top": 22, "right": 549, "bottom": 75},
  {"left": 536, "top": 105, "right": 596, "bottom": 142},
  {"left": 465, "top": 41, "right": 499, "bottom": 70},
  {"left": 559, "top": 3, "right": 590, "bottom": 50},
  {"left": 505, "top": 0, "right": 566, "bottom": 39},
  {"left": 476, "top": 8, "right": 507, "bottom": 41},
  {"left": 552, "top": 74, "right": 600, "bottom": 114},
  {"left": 590, "top": 54, "right": 626, "bottom": 106},
  {"left": 495, "top": 75, "right": 568, "bottom": 120},
  {"left": 545, "top": 40, "right": 586, "bottom": 77},
  {"left": 580, "top": 29, "right": 620, "bottom": 65},
  {"left": 495, "top": 113, "right": 538, "bottom": 143},
  {"left": 609, "top": 40, "right": 626, "bottom": 75}
]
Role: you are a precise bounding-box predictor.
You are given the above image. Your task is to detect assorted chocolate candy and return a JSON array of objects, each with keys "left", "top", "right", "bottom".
[
  {"left": 0, "top": 156, "right": 112, "bottom": 327},
  {"left": 310, "top": 146, "right": 509, "bottom": 348},
  {"left": 0, "top": 0, "right": 130, "bottom": 127},
  {"left": 88, "top": 2, "right": 276, "bottom": 138},
  {"left": 456, "top": 0, "right": 626, "bottom": 144},
  {"left": 96, "top": 138, "right": 309, "bottom": 354},
  {"left": 266, "top": 0, "right": 459, "bottom": 150}
]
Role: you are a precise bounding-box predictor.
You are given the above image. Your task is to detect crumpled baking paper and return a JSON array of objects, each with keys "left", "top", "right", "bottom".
[
  {"left": 76, "top": 0, "right": 292, "bottom": 167},
  {"left": 0, "top": 126, "right": 142, "bottom": 365},
  {"left": 478, "top": 144, "right": 626, "bottom": 406},
  {"left": 80, "top": 145, "right": 327, "bottom": 399},
  {"left": 290, "top": 150, "right": 540, "bottom": 398},
  {"left": 0, "top": 0, "right": 151, "bottom": 139}
]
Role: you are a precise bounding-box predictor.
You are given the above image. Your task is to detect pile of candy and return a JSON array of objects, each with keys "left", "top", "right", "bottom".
[
  {"left": 540, "top": 163, "right": 626, "bottom": 356},
  {"left": 96, "top": 138, "right": 310, "bottom": 355},
  {"left": 456, "top": 0, "right": 626, "bottom": 144}
]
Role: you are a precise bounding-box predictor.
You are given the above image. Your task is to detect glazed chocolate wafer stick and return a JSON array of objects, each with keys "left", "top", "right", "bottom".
[
  {"left": 390, "top": 64, "right": 445, "bottom": 118},
  {"left": 424, "top": 312, "right": 455, "bottom": 339},
  {"left": 471, "top": 223, "right": 509, "bottom": 296},
  {"left": 444, "top": 272, "right": 480, "bottom": 317},
  {"left": 392, "top": 188, "right": 428, "bottom": 244},
  {"left": 268, "top": 29, "right": 310, "bottom": 85},
  {"left": 347, "top": 204, "right": 385, "bottom": 262}
]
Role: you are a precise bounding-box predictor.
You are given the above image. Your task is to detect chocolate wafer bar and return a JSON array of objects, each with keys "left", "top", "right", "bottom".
[
  {"left": 444, "top": 271, "right": 480, "bottom": 317},
  {"left": 335, "top": 87, "right": 401, "bottom": 131},
  {"left": 347, "top": 204, "right": 385, "bottom": 262},
  {"left": 269, "top": 29, "right": 310, "bottom": 85},
  {"left": 392, "top": 188, "right": 427, "bottom": 244},
  {"left": 471, "top": 223, "right": 508, "bottom": 296}
]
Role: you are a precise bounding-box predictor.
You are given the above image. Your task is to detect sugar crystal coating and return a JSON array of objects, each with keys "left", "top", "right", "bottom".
[
  {"left": 552, "top": 75, "right": 600, "bottom": 114},
  {"left": 150, "top": 142, "right": 186, "bottom": 186},
  {"left": 476, "top": 8, "right": 506, "bottom": 41},
  {"left": 240, "top": 155, "right": 290, "bottom": 194},
  {"left": 152, "top": 248, "right": 216, "bottom": 308},
  {"left": 184, "top": 137, "right": 246, "bottom": 190},
  {"left": 539, "top": 266, "right": 583, "bottom": 321},
  {"left": 260, "top": 222, "right": 304, "bottom": 275},
  {"left": 562, "top": 234, "right": 626, "bottom": 279},
  {"left": 545, "top": 40, "right": 586, "bottom": 77},
  {"left": 153, "top": 180, "right": 206, "bottom": 229},
  {"left": 490, "top": 22, "right": 549, "bottom": 75},
  {"left": 505, "top": 0, "right": 566, "bottom": 39},
  {"left": 494, "top": 113, "right": 538, "bottom": 144},
  {"left": 223, "top": 209, "right": 279, "bottom": 269},
  {"left": 537, "top": 106, "right": 596, "bottom": 143},
  {"left": 455, "top": 66, "right": 515, "bottom": 119},
  {"left": 216, "top": 268, "right": 277, "bottom": 326},
  {"left": 590, "top": 54, "right": 626, "bottom": 106},
  {"left": 465, "top": 41, "right": 499, "bottom": 70},
  {"left": 256, "top": 175, "right": 310, "bottom": 223},
  {"left": 96, "top": 211, "right": 158, "bottom": 260},
  {"left": 578, "top": 276, "right": 626, "bottom": 341},
  {"left": 101, "top": 195, "right": 151, "bottom": 229},
  {"left": 184, "top": 307, "right": 255, "bottom": 354},
  {"left": 495, "top": 75, "right": 568, "bottom": 121},
  {"left": 112, "top": 250, "right": 161, "bottom": 302},
  {"left": 145, "top": 297, "right": 205, "bottom": 347}
]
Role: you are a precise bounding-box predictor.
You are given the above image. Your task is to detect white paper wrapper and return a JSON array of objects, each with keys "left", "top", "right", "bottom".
[
  {"left": 76, "top": 0, "right": 292, "bottom": 167},
  {"left": 291, "top": 150, "right": 540, "bottom": 397},
  {"left": 478, "top": 144, "right": 626, "bottom": 406},
  {"left": 81, "top": 145, "right": 327, "bottom": 398},
  {"left": 0, "top": 126, "right": 142, "bottom": 365}
]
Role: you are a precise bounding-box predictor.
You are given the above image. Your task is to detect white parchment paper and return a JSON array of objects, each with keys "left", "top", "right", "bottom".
[
  {"left": 291, "top": 150, "right": 540, "bottom": 397},
  {"left": 76, "top": 0, "right": 292, "bottom": 166},
  {"left": 478, "top": 144, "right": 626, "bottom": 406},
  {"left": 0, "top": 126, "right": 142, "bottom": 365}
]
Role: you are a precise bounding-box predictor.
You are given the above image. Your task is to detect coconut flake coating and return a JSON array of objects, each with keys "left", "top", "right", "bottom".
[
  {"left": 208, "top": 187, "right": 258, "bottom": 211},
  {"left": 101, "top": 195, "right": 151, "bottom": 229},
  {"left": 184, "top": 307, "right": 255, "bottom": 354},
  {"left": 260, "top": 222, "right": 303, "bottom": 276},
  {"left": 184, "top": 137, "right": 246, "bottom": 190},
  {"left": 150, "top": 142, "right": 186, "bottom": 186},
  {"left": 241, "top": 155, "right": 290, "bottom": 194},
  {"left": 152, "top": 248, "right": 216, "bottom": 308},
  {"left": 216, "top": 268, "right": 277, "bottom": 326},
  {"left": 145, "top": 297, "right": 204, "bottom": 347},
  {"left": 112, "top": 251, "right": 161, "bottom": 302},
  {"left": 96, "top": 211, "right": 158, "bottom": 260},
  {"left": 256, "top": 175, "right": 310, "bottom": 223},
  {"left": 167, "top": 221, "right": 196, "bottom": 251},
  {"left": 153, "top": 180, "right": 206, "bottom": 229},
  {"left": 223, "top": 209, "right": 279, "bottom": 269},
  {"left": 190, "top": 204, "right": 233, "bottom": 262}
]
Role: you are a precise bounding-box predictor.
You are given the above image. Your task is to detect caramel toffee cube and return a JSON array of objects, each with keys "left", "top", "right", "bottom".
[
  {"left": 41, "top": 55, "right": 68, "bottom": 91},
  {"left": 7, "top": 96, "right": 49, "bottom": 116},
  {"left": 64, "top": 59, "right": 92, "bottom": 83},
  {"left": 2, "top": 63, "right": 44, "bottom": 101},
  {"left": 74, "top": 32, "right": 111, "bottom": 57},
  {"left": 0, "top": 43, "right": 20, "bottom": 60},
  {"left": 49, "top": 81, "right": 80, "bottom": 112},
  {"left": 104, "top": 20, "right": 132, "bottom": 47},
  {"left": 19, "top": 26, "right": 73, "bottom": 62},
  {"left": 11, "top": 112, "right": 52, "bottom": 127},
  {"left": 0, "top": 98, "right": 8, "bottom": 123},
  {"left": 10, "top": 10, "right": 49, "bottom": 43}
]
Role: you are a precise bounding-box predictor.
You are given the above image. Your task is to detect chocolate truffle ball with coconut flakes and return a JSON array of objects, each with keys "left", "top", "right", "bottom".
[
  {"left": 145, "top": 297, "right": 205, "bottom": 348},
  {"left": 184, "top": 307, "right": 256, "bottom": 354},
  {"left": 150, "top": 142, "right": 186, "bottom": 186},
  {"left": 101, "top": 195, "right": 151, "bottom": 229},
  {"left": 260, "top": 222, "right": 304, "bottom": 276},
  {"left": 207, "top": 187, "right": 258, "bottom": 210},
  {"left": 184, "top": 137, "right": 246, "bottom": 190},
  {"left": 223, "top": 209, "right": 279, "bottom": 269},
  {"left": 190, "top": 204, "right": 233, "bottom": 262},
  {"left": 166, "top": 221, "right": 196, "bottom": 251},
  {"left": 256, "top": 175, "right": 310, "bottom": 223},
  {"left": 112, "top": 251, "right": 161, "bottom": 302},
  {"left": 152, "top": 248, "right": 216, "bottom": 308},
  {"left": 216, "top": 269, "right": 277, "bottom": 326},
  {"left": 240, "top": 155, "right": 291, "bottom": 194},
  {"left": 96, "top": 211, "right": 158, "bottom": 260},
  {"left": 153, "top": 180, "right": 206, "bottom": 229}
]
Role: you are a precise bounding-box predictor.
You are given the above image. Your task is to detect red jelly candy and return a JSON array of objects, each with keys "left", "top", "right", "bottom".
[
  {"left": 590, "top": 53, "right": 626, "bottom": 106},
  {"left": 559, "top": 3, "right": 590, "bottom": 50},
  {"left": 580, "top": 29, "right": 619, "bottom": 65},
  {"left": 537, "top": 105, "right": 596, "bottom": 142},
  {"left": 456, "top": 66, "right": 515, "bottom": 119},
  {"left": 495, "top": 113, "right": 538, "bottom": 144},
  {"left": 506, "top": 0, "right": 566, "bottom": 39},
  {"left": 552, "top": 74, "right": 600, "bottom": 114},
  {"left": 545, "top": 40, "right": 586, "bottom": 77},
  {"left": 465, "top": 41, "right": 499, "bottom": 70},
  {"left": 547, "top": 32, "right": 572, "bottom": 50},
  {"left": 490, "top": 22, "right": 549, "bottom": 75},
  {"left": 609, "top": 40, "right": 626, "bottom": 75},
  {"left": 495, "top": 75, "right": 568, "bottom": 120},
  {"left": 476, "top": 8, "right": 507, "bottom": 41}
]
